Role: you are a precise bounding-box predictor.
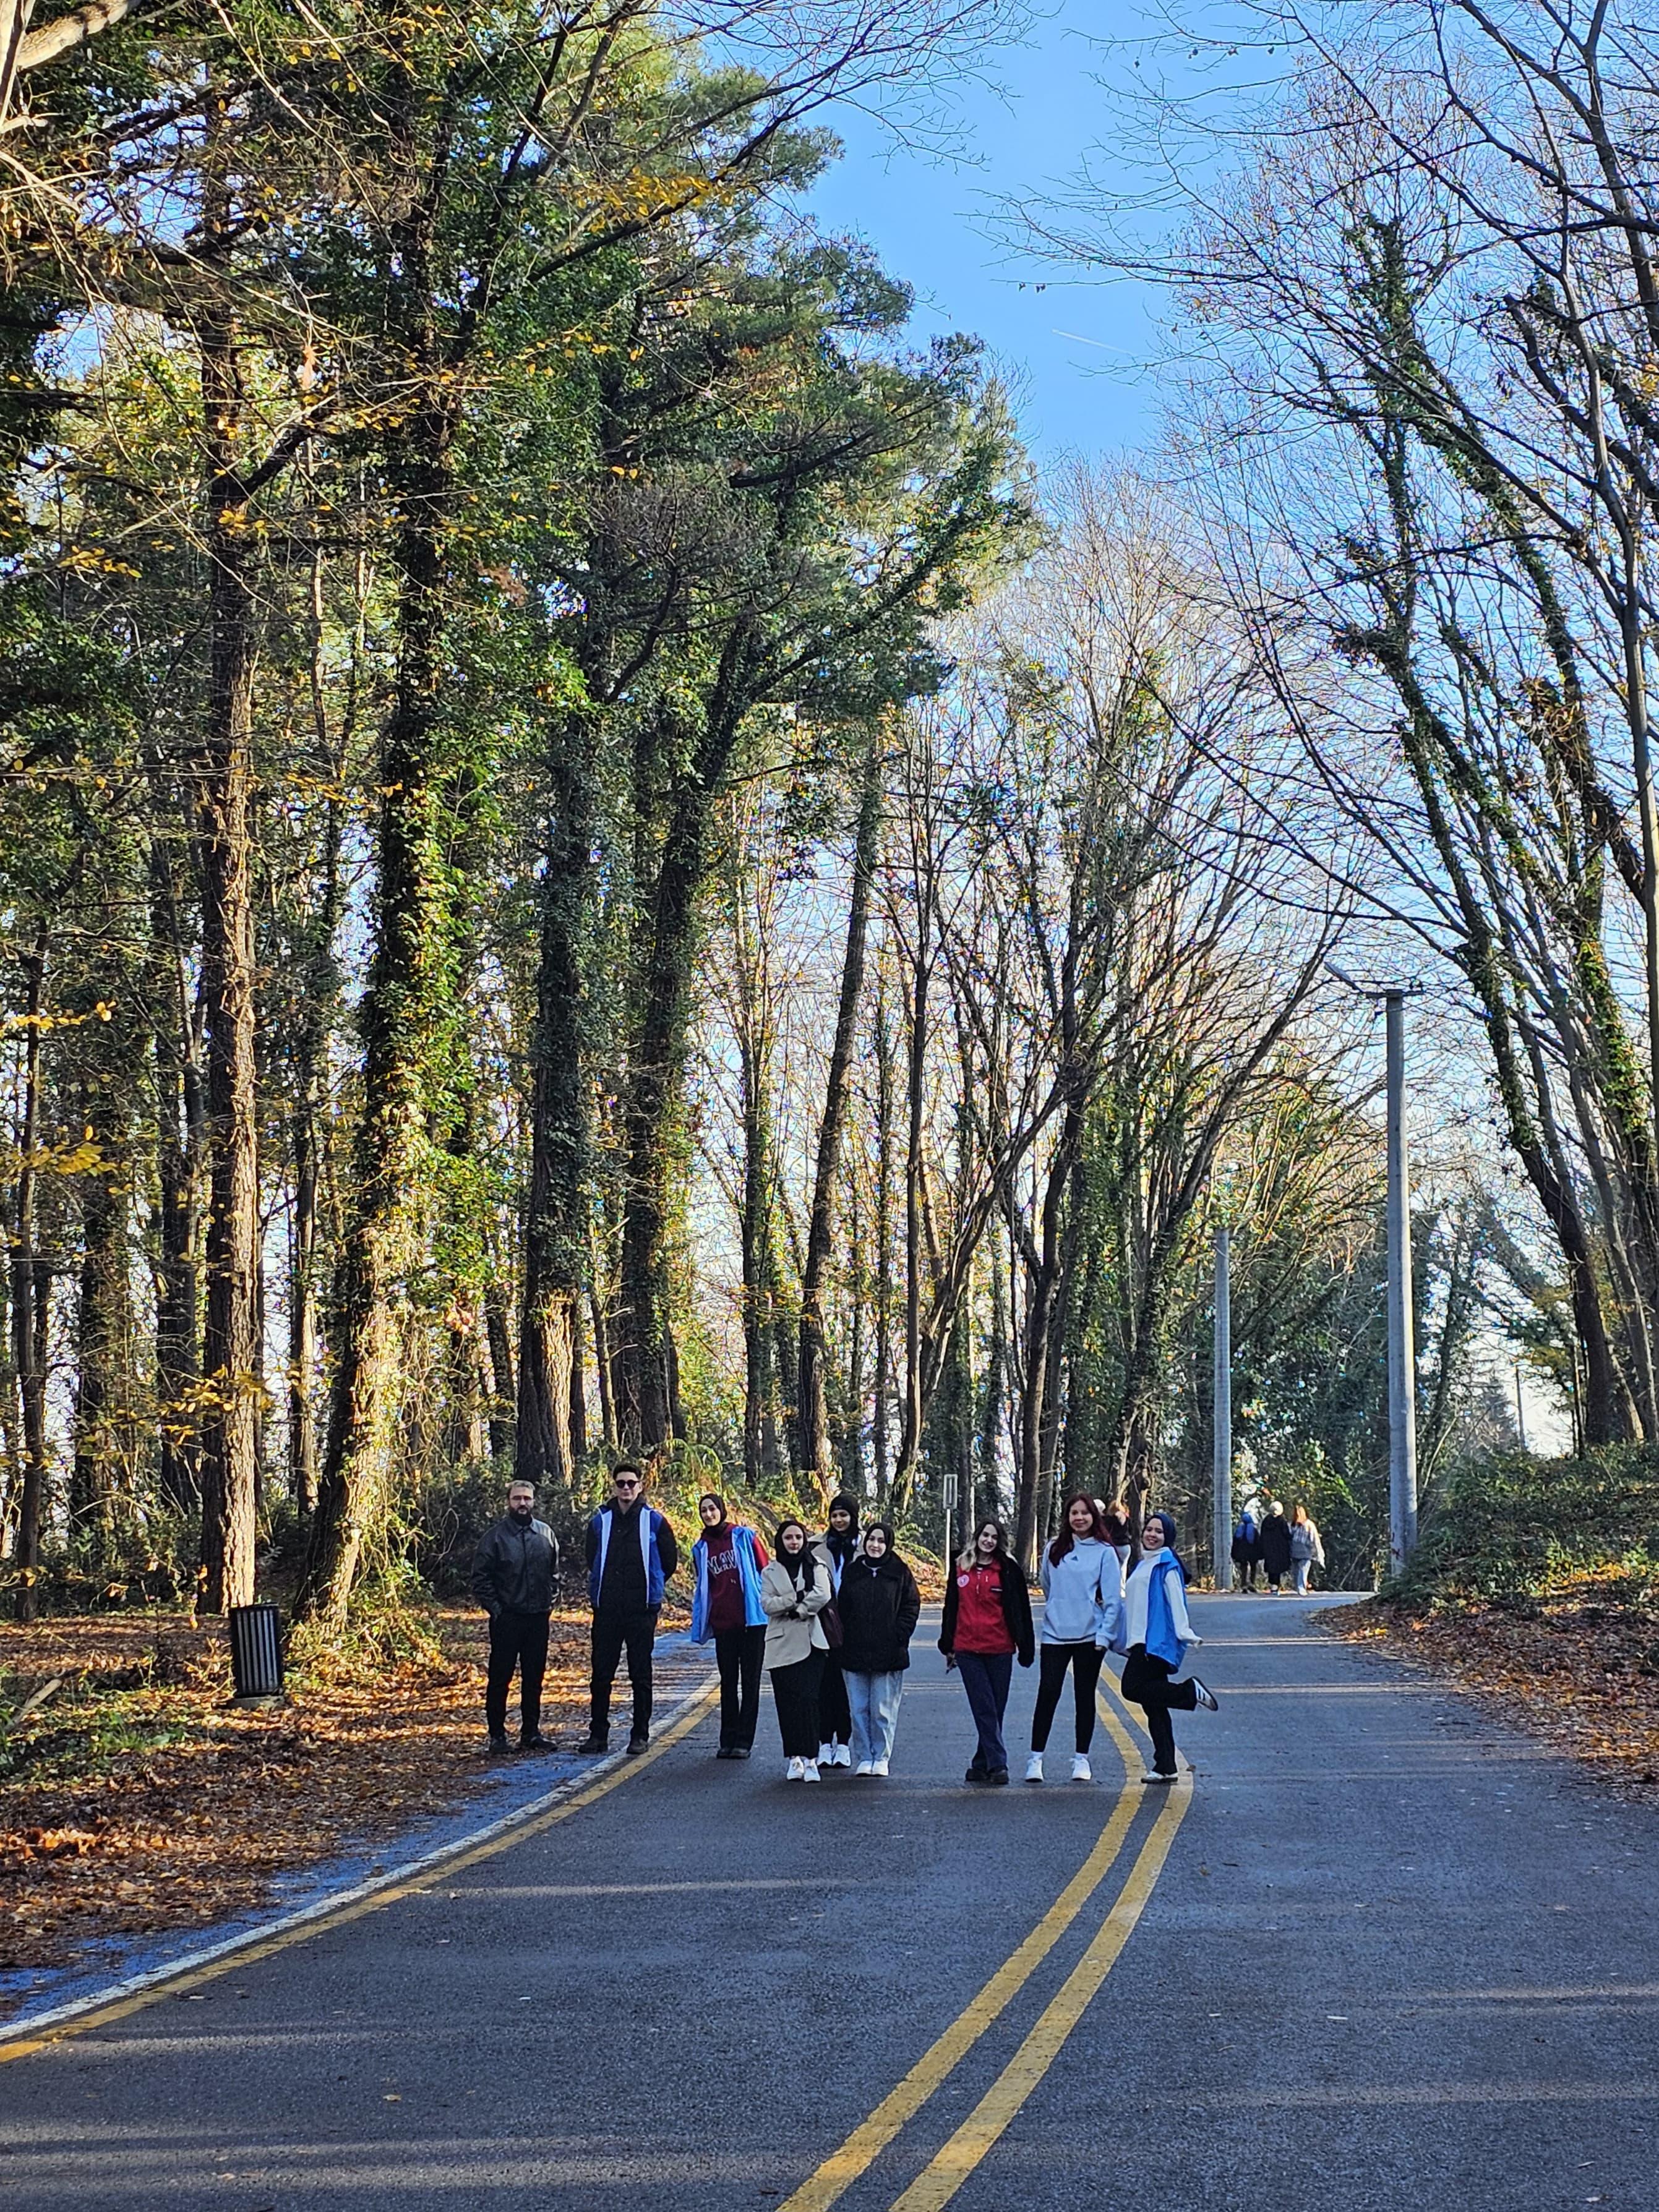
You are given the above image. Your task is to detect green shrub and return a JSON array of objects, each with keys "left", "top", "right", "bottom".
[{"left": 1392, "top": 1444, "right": 1659, "bottom": 1607}]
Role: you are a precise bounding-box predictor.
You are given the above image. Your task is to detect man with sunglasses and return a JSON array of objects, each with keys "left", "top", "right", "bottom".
[{"left": 576, "top": 1461, "right": 679, "bottom": 1757}]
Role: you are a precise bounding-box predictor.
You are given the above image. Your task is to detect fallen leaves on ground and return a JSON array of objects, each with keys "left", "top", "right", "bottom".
[
  {"left": 0, "top": 1595, "right": 686, "bottom": 1994},
  {"left": 1326, "top": 1563, "right": 1659, "bottom": 1795}
]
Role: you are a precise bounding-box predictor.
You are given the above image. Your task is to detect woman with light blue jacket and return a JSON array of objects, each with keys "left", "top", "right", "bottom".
[
  {"left": 1120, "top": 1511, "right": 1218, "bottom": 1783},
  {"left": 1025, "top": 1495, "right": 1124, "bottom": 1785}
]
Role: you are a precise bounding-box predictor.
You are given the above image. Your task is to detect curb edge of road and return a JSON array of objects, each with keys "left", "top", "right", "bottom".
[{"left": 0, "top": 1658, "right": 719, "bottom": 2056}]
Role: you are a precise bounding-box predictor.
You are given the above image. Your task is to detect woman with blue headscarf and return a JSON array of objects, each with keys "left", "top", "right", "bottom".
[{"left": 1119, "top": 1511, "right": 1219, "bottom": 1783}]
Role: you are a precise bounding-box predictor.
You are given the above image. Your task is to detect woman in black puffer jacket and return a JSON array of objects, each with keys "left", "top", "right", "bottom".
[{"left": 835, "top": 1522, "right": 921, "bottom": 1777}]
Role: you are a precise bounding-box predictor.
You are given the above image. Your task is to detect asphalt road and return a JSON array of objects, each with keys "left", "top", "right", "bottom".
[{"left": 2, "top": 1593, "right": 1656, "bottom": 2211}]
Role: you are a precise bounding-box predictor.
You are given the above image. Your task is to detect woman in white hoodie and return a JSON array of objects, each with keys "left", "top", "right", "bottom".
[
  {"left": 1026, "top": 1496, "right": 1123, "bottom": 1785},
  {"left": 1119, "top": 1511, "right": 1218, "bottom": 1783}
]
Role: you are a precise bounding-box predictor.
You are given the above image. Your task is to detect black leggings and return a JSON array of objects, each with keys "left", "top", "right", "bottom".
[
  {"left": 1030, "top": 1641, "right": 1106, "bottom": 1754},
  {"left": 1120, "top": 1644, "right": 1198, "bottom": 1776}
]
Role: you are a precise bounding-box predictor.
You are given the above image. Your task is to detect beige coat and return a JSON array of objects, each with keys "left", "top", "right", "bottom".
[{"left": 760, "top": 1555, "right": 831, "bottom": 1668}]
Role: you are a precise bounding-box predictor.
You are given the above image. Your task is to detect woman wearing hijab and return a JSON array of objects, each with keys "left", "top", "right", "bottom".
[
  {"left": 1120, "top": 1510, "right": 1219, "bottom": 1783},
  {"left": 760, "top": 1519, "right": 833, "bottom": 1781},
  {"left": 690, "top": 1494, "right": 769, "bottom": 1759},
  {"left": 1026, "top": 1494, "right": 1123, "bottom": 1785},
  {"left": 814, "top": 1492, "right": 860, "bottom": 1769},
  {"left": 836, "top": 1521, "right": 922, "bottom": 1776},
  {"left": 938, "top": 1517, "right": 1035, "bottom": 1786}
]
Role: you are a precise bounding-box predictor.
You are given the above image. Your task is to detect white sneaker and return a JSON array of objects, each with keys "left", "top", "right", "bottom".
[
  {"left": 786, "top": 1756, "right": 805, "bottom": 1781},
  {"left": 818, "top": 1742, "right": 834, "bottom": 1765},
  {"left": 802, "top": 1760, "right": 821, "bottom": 1783},
  {"left": 1024, "top": 1753, "right": 1044, "bottom": 1784},
  {"left": 871, "top": 1758, "right": 890, "bottom": 1777},
  {"left": 1071, "top": 1754, "right": 1092, "bottom": 1783},
  {"left": 833, "top": 1742, "right": 852, "bottom": 1768},
  {"left": 855, "top": 1759, "right": 874, "bottom": 1777}
]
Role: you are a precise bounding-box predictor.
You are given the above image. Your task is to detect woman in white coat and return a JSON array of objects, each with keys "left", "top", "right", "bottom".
[
  {"left": 1120, "top": 1512, "right": 1218, "bottom": 1783},
  {"left": 1290, "top": 1504, "right": 1325, "bottom": 1594},
  {"left": 760, "top": 1519, "right": 832, "bottom": 1782}
]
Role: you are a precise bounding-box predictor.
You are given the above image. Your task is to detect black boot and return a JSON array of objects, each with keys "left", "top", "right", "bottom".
[{"left": 574, "top": 1729, "right": 609, "bottom": 1755}]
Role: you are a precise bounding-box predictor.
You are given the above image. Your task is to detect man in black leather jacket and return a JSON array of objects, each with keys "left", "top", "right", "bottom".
[{"left": 471, "top": 1480, "right": 560, "bottom": 1753}]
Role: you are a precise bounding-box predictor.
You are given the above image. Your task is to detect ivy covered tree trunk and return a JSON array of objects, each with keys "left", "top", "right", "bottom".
[
  {"left": 301, "top": 411, "right": 460, "bottom": 1621},
  {"left": 194, "top": 296, "right": 263, "bottom": 1616},
  {"left": 615, "top": 804, "right": 701, "bottom": 1452},
  {"left": 517, "top": 712, "right": 597, "bottom": 1495},
  {"left": 148, "top": 832, "right": 204, "bottom": 1518},
  {"left": 797, "top": 736, "right": 882, "bottom": 1479},
  {"left": 72, "top": 1131, "right": 138, "bottom": 1557},
  {"left": 11, "top": 926, "right": 48, "bottom": 1621}
]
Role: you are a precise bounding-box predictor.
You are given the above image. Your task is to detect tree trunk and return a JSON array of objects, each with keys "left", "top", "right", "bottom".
[
  {"left": 149, "top": 832, "right": 204, "bottom": 1518},
  {"left": 872, "top": 978, "right": 896, "bottom": 1506},
  {"left": 72, "top": 1142, "right": 137, "bottom": 1560},
  {"left": 12, "top": 926, "right": 49, "bottom": 1620},
  {"left": 194, "top": 199, "right": 263, "bottom": 1615},
  {"left": 893, "top": 953, "right": 932, "bottom": 1519},
  {"left": 301, "top": 390, "right": 462, "bottom": 1623},
  {"left": 614, "top": 671, "right": 751, "bottom": 1449},
  {"left": 517, "top": 711, "right": 597, "bottom": 1496},
  {"left": 484, "top": 1279, "right": 516, "bottom": 1462},
  {"left": 798, "top": 735, "right": 882, "bottom": 1477}
]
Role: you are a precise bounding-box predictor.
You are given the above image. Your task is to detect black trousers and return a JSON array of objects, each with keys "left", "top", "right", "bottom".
[
  {"left": 817, "top": 1648, "right": 851, "bottom": 1746},
  {"left": 1031, "top": 1640, "right": 1106, "bottom": 1754},
  {"left": 1120, "top": 1644, "right": 1198, "bottom": 1776},
  {"left": 487, "top": 1609, "right": 550, "bottom": 1739},
  {"left": 770, "top": 1649, "right": 826, "bottom": 1758},
  {"left": 589, "top": 1607, "right": 658, "bottom": 1737},
  {"left": 715, "top": 1625, "right": 766, "bottom": 1749}
]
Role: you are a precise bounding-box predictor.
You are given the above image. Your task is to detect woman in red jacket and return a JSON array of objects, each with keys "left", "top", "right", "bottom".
[{"left": 938, "top": 1518, "right": 1035, "bottom": 1786}]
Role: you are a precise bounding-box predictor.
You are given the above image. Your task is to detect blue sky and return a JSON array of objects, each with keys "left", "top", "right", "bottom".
[{"left": 807, "top": 2, "right": 1165, "bottom": 463}]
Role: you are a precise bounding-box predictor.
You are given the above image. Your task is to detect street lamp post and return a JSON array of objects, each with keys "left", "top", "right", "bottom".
[
  {"left": 1385, "top": 988, "right": 1420, "bottom": 1576},
  {"left": 1212, "top": 1226, "right": 1232, "bottom": 1592}
]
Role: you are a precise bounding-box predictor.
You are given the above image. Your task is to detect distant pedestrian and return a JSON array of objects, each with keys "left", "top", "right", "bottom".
[
  {"left": 1230, "top": 1506, "right": 1261, "bottom": 1592},
  {"left": 836, "top": 1521, "right": 921, "bottom": 1777},
  {"left": 1119, "top": 1510, "right": 1218, "bottom": 1783},
  {"left": 814, "top": 1492, "right": 861, "bottom": 1770},
  {"left": 471, "top": 1479, "right": 560, "bottom": 1754},
  {"left": 1290, "top": 1504, "right": 1326, "bottom": 1594},
  {"left": 1258, "top": 1500, "right": 1293, "bottom": 1594},
  {"left": 1026, "top": 1495, "right": 1123, "bottom": 1786},
  {"left": 762, "top": 1519, "right": 833, "bottom": 1782},
  {"left": 1100, "top": 1504, "right": 1132, "bottom": 1573},
  {"left": 691, "top": 1494, "right": 769, "bottom": 1760},
  {"left": 576, "top": 1462, "right": 679, "bottom": 1757},
  {"left": 938, "top": 1518, "right": 1035, "bottom": 1787}
]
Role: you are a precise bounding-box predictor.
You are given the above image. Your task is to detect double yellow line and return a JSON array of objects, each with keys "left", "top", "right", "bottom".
[{"left": 782, "top": 1686, "right": 1191, "bottom": 2212}]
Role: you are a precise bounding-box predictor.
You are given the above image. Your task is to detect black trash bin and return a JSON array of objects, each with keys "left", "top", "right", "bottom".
[{"left": 227, "top": 1602, "right": 284, "bottom": 1701}]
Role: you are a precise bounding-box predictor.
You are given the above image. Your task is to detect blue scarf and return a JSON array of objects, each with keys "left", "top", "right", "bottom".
[{"left": 1145, "top": 1552, "right": 1185, "bottom": 1668}]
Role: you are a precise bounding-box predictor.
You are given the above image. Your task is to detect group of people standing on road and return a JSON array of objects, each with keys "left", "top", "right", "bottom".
[
  {"left": 471, "top": 1467, "right": 1220, "bottom": 1786},
  {"left": 937, "top": 1498, "right": 1216, "bottom": 1787},
  {"left": 694, "top": 1492, "right": 925, "bottom": 1781},
  {"left": 1228, "top": 1500, "right": 1326, "bottom": 1594}
]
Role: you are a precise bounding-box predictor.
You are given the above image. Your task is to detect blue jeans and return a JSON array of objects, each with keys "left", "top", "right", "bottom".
[
  {"left": 844, "top": 1670, "right": 904, "bottom": 1766},
  {"left": 956, "top": 1650, "right": 1014, "bottom": 1776}
]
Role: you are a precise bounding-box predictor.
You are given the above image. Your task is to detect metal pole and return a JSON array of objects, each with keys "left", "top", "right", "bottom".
[
  {"left": 1513, "top": 1365, "right": 1527, "bottom": 1453},
  {"left": 1212, "top": 1226, "right": 1232, "bottom": 1592},
  {"left": 1385, "top": 990, "right": 1419, "bottom": 1574}
]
